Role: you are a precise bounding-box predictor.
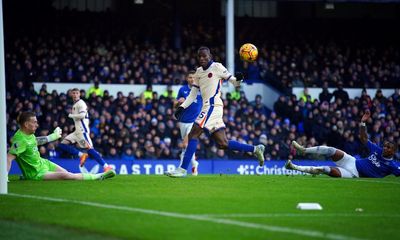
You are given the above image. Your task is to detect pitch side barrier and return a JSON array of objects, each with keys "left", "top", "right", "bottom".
[{"left": 9, "top": 159, "right": 335, "bottom": 176}]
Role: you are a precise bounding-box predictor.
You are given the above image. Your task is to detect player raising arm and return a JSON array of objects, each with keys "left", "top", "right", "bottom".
[
  {"left": 166, "top": 46, "right": 265, "bottom": 178},
  {"left": 7, "top": 111, "right": 115, "bottom": 181},
  {"left": 286, "top": 110, "right": 400, "bottom": 178}
]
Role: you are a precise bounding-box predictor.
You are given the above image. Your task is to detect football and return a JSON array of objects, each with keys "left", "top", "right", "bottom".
[{"left": 239, "top": 43, "right": 258, "bottom": 62}]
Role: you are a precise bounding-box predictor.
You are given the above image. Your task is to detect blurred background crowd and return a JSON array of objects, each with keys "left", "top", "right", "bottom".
[{"left": 5, "top": 1, "right": 400, "bottom": 161}]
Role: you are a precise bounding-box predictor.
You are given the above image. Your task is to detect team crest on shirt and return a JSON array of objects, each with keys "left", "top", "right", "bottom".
[{"left": 208, "top": 73, "right": 213, "bottom": 78}]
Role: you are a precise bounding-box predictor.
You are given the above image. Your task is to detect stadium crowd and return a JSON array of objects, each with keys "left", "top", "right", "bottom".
[
  {"left": 6, "top": 81, "right": 400, "bottom": 161},
  {"left": 5, "top": 10, "right": 400, "bottom": 161},
  {"left": 6, "top": 19, "right": 400, "bottom": 93}
]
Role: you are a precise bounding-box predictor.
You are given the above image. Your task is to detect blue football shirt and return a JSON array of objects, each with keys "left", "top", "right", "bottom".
[
  {"left": 355, "top": 141, "right": 400, "bottom": 178},
  {"left": 177, "top": 84, "right": 202, "bottom": 123}
]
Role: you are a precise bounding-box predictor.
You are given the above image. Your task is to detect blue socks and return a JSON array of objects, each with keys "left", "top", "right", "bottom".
[
  {"left": 88, "top": 149, "right": 106, "bottom": 166},
  {"left": 228, "top": 140, "right": 255, "bottom": 152},
  {"left": 58, "top": 144, "right": 106, "bottom": 166},
  {"left": 58, "top": 143, "right": 80, "bottom": 156},
  {"left": 181, "top": 139, "right": 198, "bottom": 170}
]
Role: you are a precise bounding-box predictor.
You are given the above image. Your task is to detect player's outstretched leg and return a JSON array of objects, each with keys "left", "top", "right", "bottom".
[
  {"left": 87, "top": 148, "right": 112, "bottom": 172},
  {"left": 58, "top": 143, "right": 88, "bottom": 166},
  {"left": 43, "top": 169, "right": 116, "bottom": 180},
  {"left": 285, "top": 160, "right": 330, "bottom": 175},
  {"left": 291, "top": 141, "right": 336, "bottom": 158},
  {"left": 212, "top": 129, "right": 265, "bottom": 166}
]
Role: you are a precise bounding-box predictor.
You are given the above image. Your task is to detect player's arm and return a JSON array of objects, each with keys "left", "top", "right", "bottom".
[
  {"left": 174, "top": 97, "right": 185, "bottom": 108},
  {"left": 36, "top": 127, "right": 62, "bottom": 146},
  {"left": 7, "top": 153, "right": 16, "bottom": 173},
  {"left": 180, "top": 87, "right": 198, "bottom": 109},
  {"left": 175, "top": 88, "right": 186, "bottom": 108},
  {"left": 68, "top": 102, "right": 87, "bottom": 120},
  {"left": 359, "top": 109, "right": 370, "bottom": 145},
  {"left": 228, "top": 72, "right": 244, "bottom": 87},
  {"left": 68, "top": 111, "right": 86, "bottom": 120},
  {"left": 175, "top": 87, "right": 199, "bottom": 120}
]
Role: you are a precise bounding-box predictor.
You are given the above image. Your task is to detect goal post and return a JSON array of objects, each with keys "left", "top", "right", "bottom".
[{"left": 0, "top": 0, "right": 8, "bottom": 194}]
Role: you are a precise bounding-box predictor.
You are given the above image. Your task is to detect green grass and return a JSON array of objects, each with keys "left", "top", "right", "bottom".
[{"left": 1, "top": 175, "right": 400, "bottom": 240}]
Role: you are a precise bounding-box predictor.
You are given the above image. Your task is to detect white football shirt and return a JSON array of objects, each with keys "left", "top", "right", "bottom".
[{"left": 72, "top": 99, "right": 90, "bottom": 133}]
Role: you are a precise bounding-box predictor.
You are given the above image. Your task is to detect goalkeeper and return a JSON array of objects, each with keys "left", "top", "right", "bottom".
[{"left": 7, "top": 111, "right": 115, "bottom": 181}]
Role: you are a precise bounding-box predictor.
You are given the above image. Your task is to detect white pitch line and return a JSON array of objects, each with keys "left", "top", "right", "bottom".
[
  {"left": 5, "top": 193, "right": 366, "bottom": 240},
  {"left": 197, "top": 213, "right": 400, "bottom": 218}
]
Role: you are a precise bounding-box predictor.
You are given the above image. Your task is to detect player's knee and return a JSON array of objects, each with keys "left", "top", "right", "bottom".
[{"left": 332, "top": 149, "right": 344, "bottom": 161}]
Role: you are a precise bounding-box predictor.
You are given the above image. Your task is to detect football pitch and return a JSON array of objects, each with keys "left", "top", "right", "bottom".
[{"left": 1, "top": 175, "right": 399, "bottom": 240}]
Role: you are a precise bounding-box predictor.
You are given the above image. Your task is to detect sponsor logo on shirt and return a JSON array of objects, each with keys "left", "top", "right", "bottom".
[{"left": 368, "top": 154, "right": 381, "bottom": 167}]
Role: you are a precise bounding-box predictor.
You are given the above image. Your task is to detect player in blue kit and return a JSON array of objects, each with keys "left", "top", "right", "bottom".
[
  {"left": 167, "top": 46, "right": 265, "bottom": 178},
  {"left": 172, "top": 70, "right": 202, "bottom": 175},
  {"left": 286, "top": 110, "right": 400, "bottom": 178}
]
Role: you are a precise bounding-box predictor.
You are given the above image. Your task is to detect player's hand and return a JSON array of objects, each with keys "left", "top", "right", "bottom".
[
  {"left": 48, "top": 127, "right": 62, "bottom": 142},
  {"left": 174, "top": 106, "right": 185, "bottom": 120},
  {"left": 68, "top": 113, "right": 73, "bottom": 119},
  {"left": 361, "top": 109, "right": 371, "bottom": 122},
  {"left": 235, "top": 72, "right": 244, "bottom": 81}
]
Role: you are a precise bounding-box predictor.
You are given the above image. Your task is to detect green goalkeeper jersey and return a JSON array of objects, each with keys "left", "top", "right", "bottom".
[{"left": 9, "top": 129, "right": 48, "bottom": 179}]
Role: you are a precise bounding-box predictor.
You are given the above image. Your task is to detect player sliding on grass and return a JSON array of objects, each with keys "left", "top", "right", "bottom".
[
  {"left": 286, "top": 110, "right": 400, "bottom": 178},
  {"left": 166, "top": 46, "right": 265, "bottom": 178},
  {"left": 7, "top": 111, "right": 115, "bottom": 180}
]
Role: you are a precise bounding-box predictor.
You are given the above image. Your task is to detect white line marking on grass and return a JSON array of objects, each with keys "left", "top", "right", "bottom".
[
  {"left": 198, "top": 213, "right": 400, "bottom": 218},
  {"left": 6, "top": 193, "right": 366, "bottom": 240}
]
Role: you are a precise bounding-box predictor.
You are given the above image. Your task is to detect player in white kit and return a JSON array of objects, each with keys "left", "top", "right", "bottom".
[
  {"left": 58, "top": 88, "right": 113, "bottom": 172},
  {"left": 167, "top": 46, "right": 265, "bottom": 177}
]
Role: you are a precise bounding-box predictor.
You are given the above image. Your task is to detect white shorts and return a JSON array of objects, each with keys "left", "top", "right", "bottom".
[
  {"left": 335, "top": 152, "right": 359, "bottom": 178},
  {"left": 64, "top": 131, "right": 93, "bottom": 149},
  {"left": 179, "top": 122, "right": 194, "bottom": 139},
  {"left": 195, "top": 105, "right": 225, "bottom": 133}
]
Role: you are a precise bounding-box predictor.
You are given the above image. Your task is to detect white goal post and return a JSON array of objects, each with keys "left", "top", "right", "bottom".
[{"left": 0, "top": 0, "right": 8, "bottom": 194}]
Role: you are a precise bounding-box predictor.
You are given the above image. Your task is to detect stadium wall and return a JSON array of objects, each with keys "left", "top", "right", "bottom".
[
  {"left": 33, "top": 82, "right": 280, "bottom": 109},
  {"left": 9, "top": 159, "right": 334, "bottom": 176}
]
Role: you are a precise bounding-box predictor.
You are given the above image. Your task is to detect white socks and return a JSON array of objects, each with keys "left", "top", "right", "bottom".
[{"left": 292, "top": 164, "right": 331, "bottom": 175}]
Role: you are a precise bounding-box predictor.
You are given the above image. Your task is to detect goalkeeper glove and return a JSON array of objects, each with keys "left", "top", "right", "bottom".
[
  {"left": 174, "top": 106, "right": 185, "bottom": 121},
  {"left": 47, "top": 127, "right": 62, "bottom": 142}
]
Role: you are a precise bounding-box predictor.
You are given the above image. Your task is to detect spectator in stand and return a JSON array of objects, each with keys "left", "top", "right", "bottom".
[
  {"left": 87, "top": 81, "right": 104, "bottom": 98},
  {"left": 333, "top": 82, "right": 350, "bottom": 107},
  {"left": 319, "top": 82, "right": 333, "bottom": 103}
]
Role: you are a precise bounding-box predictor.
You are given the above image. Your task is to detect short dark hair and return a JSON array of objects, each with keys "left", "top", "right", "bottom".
[
  {"left": 198, "top": 46, "right": 211, "bottom": 54},
  {"left": 71, "top": 88, "right": 80, "bottom": 92},
  {"left": 187, "top": 70, "right": 196, "bottom": 76},
  {"left": 17, "top": 111, "right": 36, "bottom": 126}
]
